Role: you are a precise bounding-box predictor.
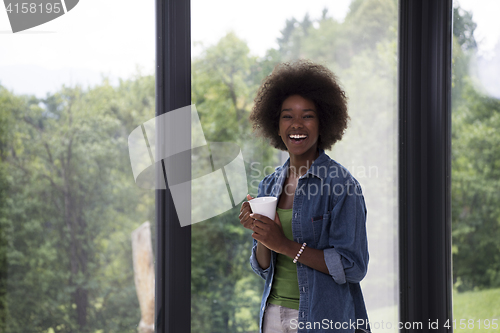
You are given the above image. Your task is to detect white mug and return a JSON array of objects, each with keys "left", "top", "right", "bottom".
[{"left": 248, "top": 196, "right": 278, "bottom": 221}]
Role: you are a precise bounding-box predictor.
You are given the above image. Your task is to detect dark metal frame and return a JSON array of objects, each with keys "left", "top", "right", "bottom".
[
  {"left": 155, "top": 0, "right": 191, "bottom": 332},
  {"left": 155, "top": 0, "right": 454, "bottom": 332},
  {"left": 399, "top": 0, "right": 453, "bottom": 331}
]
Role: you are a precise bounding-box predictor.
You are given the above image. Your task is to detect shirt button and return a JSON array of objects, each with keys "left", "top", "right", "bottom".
[
  {"left": 269, "top": 283, "right": 272, "bottom": 287},
  {"left": 262, "top": 306, "right": 265, "bottom": 311},
  {"left": 295, "top": 213, "right": 298, "bottom": 218}
]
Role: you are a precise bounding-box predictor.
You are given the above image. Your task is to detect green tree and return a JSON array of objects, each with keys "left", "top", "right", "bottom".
[
  {"left": 452, "top": 81, "right": 500, "bottom": 291},
  {"left": 0, "top": 75, "right": 156, "bottom": 332},
  {"left": 0, "top": 85, "right": 16, "bottom": 332},
  {"left": 449, "top": 4, "right": 500, "bottom": 291}
]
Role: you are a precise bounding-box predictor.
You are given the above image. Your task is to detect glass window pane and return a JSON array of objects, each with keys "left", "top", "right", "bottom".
[
  {"left": 191, "top": 1, "right": 399, "bottom": 332},
  {"left": 0, "top": 2, "right": 155, "bottom": 332},
  {"left": 451, "top": 0, "right": 500, "bottom": 328}
]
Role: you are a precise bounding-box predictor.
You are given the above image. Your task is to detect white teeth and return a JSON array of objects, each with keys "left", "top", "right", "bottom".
[{"left": 289, "top": 134, "right": 307, "bottom": 139}]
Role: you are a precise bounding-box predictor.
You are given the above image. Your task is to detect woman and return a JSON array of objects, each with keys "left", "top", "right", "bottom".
[{"left": 239, "top": 60, "right": 370, "bottom": 333}]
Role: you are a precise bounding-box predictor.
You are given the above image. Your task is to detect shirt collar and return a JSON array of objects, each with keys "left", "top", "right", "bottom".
[{"left": 277, "top": 148, "right": 329, "bottom": 181}]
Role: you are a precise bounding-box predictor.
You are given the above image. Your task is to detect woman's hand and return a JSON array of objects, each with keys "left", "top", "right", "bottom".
[
  {"left": 240, "top": 194, "right": 272, "bottom": 268},
  {"left": 250, "top": 212, "right": 289, "bottom": 254},
  {"left": 239, "top": 194, "right": 255, "bottom": 230}
]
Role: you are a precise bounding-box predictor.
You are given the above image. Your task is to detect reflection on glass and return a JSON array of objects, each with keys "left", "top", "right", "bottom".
[
  {"left": 191, "top": 0, "right": 398, "bottom": 332},
  {"left": 451, "top": 1, "right": 500, "bottom": 330}
]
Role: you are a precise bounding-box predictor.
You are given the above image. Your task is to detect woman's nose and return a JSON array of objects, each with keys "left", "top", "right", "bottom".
[{"left": 291, "top": 118, "right": 304, "bottom": 128}]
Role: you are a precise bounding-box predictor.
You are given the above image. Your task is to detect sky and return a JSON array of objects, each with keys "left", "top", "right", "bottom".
[
  {"left": 456, "top": 0, "right": 500, "bottom": 58},
  {"left": 0, "top": 0, "right": 350, "bottom": 98},
  {"left": 0, "top": 0, "right": 498, "bottom": 98}
]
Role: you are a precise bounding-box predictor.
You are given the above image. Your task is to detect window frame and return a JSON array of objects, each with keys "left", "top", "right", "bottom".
[
  {"left": 155, "top": 0, "right": 191, "bottom": 332},
  {"left": 398, "top": 0, "right": 453, "bottom": 331}
]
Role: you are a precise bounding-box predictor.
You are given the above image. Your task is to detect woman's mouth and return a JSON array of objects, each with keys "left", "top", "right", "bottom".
[{"left": 289, "top": 134, "right": 307, "bottom": 143}]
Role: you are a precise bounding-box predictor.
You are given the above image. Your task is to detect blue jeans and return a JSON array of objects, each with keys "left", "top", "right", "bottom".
[{"left": 263, "top": 303, "right": 299, "bottom": 333}]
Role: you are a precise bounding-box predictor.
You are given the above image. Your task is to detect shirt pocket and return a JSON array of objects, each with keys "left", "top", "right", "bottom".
[{"left": 311, "top": 212, "right": 330, "bottom": 246}]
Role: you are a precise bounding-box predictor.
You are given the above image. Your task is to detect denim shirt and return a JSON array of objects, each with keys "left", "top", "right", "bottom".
[{"left": 249, "top": 149, "right": 370, "bottom": 333}]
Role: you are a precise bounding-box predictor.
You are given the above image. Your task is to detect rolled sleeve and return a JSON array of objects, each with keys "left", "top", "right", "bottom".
[
  {"left": 249, "top": 239, "right": 270, "bottom": 280},
  {"left": 323, "top": 247, "right": 346, "bottom": 284},
  {"left": 326, "top": 179, "right": 369, "bottom": 284}
]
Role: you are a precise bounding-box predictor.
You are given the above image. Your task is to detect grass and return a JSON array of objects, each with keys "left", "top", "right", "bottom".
[
  {"left": 452, "top": 288, "right": 500, "bottom": 332},
  {"left": 365, "top": 288, "right": 500, "bottom": 333}
]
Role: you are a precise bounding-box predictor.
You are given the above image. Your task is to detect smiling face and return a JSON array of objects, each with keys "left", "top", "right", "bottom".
[{"left": 278, "top": 94, "right": 320, "bottom": 158}]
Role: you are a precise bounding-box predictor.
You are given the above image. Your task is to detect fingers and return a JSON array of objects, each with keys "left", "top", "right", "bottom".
[
  {"left": 240, "top": 215, "right": 253, "bottom": 230},
  {"left": 239, "top": 202, "right": 254, "bottom": 230},
  {"left": 252, "top": 221, "right": 278, "bottom": 240},
  {"left": 239, "top": 202, "right": 251, "bottom": 217},
  {"left": 249, "top": 216, "right": 263, "bottom": 229},
  {"left": 238, "top": 202, "right": 251, "bottom": 219},
  {"left": 251, "top": 220, "right": 282, "bottom": 252},
  {"left": 239, "top": 194, "right": 256, "bottom": 230},
  {"left": 249, "top": 213, "right": 273, "bottom": 224},
  {"left": 239, "top": 197, "right": 253, "bottom": 217}
]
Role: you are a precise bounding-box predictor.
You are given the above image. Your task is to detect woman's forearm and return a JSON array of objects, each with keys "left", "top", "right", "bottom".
[
  {"left": 256, "top": 241, "right": 271, "bottom": 270},
  {"left": 280, "top": 239, "right": 330, "bottom": 275}
]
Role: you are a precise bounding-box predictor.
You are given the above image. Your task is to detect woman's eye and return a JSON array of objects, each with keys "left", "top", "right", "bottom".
[{"left": 304, "top": 115, "right": 314, "bottom": 118}]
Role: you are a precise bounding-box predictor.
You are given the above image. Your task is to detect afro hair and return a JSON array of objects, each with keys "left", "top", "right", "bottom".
[{"left": 249, "top": 59, "right": 349, "bottom": 151}]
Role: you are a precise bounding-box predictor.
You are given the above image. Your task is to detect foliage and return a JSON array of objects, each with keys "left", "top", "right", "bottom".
[
  {"left": 0, "top": 86, "right": 16, "bottom": 332},
  {"left": 0, "top": 76, "right": 155, "bottom": 332},
  {"left": 453, "top": 6, "right": 478, "bottom": 52},
  {"left": 450, "top": 4, "right": 500, "bottom": 292},
  {"left": 452, "top": 79, "right": 500, "bottom": 291}
]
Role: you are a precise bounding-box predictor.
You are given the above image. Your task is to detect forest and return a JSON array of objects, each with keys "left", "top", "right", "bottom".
[{"left": 1, "top": 0, "right": 499, "bottom": 332}]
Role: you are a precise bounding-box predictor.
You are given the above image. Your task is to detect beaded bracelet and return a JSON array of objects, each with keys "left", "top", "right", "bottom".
[{"left": 293, "top": 243, "right": 307, "bottom": 264}]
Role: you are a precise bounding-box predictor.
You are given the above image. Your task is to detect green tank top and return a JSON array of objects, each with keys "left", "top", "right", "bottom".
[{"left": 268, "top": 207, "right": 300, "bottom": 310}]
